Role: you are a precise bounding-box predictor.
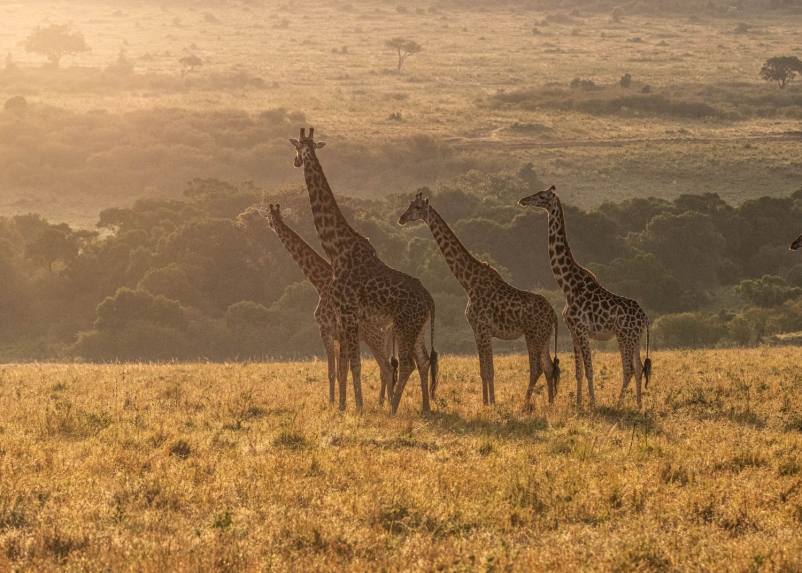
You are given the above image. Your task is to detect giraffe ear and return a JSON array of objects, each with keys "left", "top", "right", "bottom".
[
  {"left": 424, "top": 198, "right": 429, "bottom": 205},
  {"left": 289, "top": 139, "right": 301, "bottom": 148},
  {"left": 315, "top": 141, "right": 326, "bottom": 149},
  {"left": 282, "top": 208, "right": 293, "bottom": 218}
]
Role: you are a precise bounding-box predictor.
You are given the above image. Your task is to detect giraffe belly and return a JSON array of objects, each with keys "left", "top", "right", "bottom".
[{"left": 589, "top": 329, "right": 616, "bottom": 341}]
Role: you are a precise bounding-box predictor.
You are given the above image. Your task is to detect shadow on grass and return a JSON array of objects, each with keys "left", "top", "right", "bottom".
[{"left": 428, "top": 409, "right": 550, "bottom": 442}]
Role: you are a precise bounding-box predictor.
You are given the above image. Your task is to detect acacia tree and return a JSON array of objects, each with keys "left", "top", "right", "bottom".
[
  {"left": 385, "top": 37, "right": 422, "bottom": 72},
  {"left": 179, "top": 54, "right": 203, "bottom": 77},
  {"left": 759, "top": 56, "right": 802, "bottom": 89},
  {"left": 21, "top": 24, "right": 90, "bottom": 68}
]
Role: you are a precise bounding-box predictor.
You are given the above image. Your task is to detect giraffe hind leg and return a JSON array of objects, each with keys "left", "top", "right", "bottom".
[
  {"left": 632, "top": 338, "right": 644, "bottom": 409},
  {"left": 524, "top": 331, "right": 546, "bottom": 410},
  {"left": 390, "top": 332, "right": 418, "bottom": 415},
  {"left": 617, "top": 336, "right": 636, "bottom": 406},
  {"left": 413, "top": 328, "right": 432, "bottom": 414},
  {"left": 340, "top": 315, "right": 363, "bottom": 412}
]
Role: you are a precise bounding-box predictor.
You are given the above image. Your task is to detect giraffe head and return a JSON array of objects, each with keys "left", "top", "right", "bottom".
[
  {"left": 289, "top": 127, "right": 326, "bottom": 168},
  {"left": 791, "top": 233, "right": 802, "bottom": 251},
  {"left": 518, "top": 185, "right": 559, "bottom": 213},
  {"left": 397, "top": 192, "right": 431, "bottom": 226}
]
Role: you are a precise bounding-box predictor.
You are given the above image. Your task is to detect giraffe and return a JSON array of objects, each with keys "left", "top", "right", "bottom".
[
  {"left": 518, "top": 185, "right": 652, "bottom": 408},
  {"left": 289, "top": 128, "right": 438, "bottom": 415},
  {"left": 237, "top": 204, "right": 395, "bottom": 404},
  {"left": 791, "top": 234, "right": 802, "bottom": 251},
  {"left": 399, "top": 192, "right": 560, "bottom": 407}
]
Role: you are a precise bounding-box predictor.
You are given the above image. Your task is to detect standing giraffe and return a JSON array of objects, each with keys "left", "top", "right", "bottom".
[
  {"left": 289, "top": 128, "right": 438, "bottom": 414},
  {"left": 238, "top": 205, "right": 395, "bottom": 404},
  {"left": 519, "top": 186, "right": 652, "bottom": 408},
  {"left": 791, "top": 234, "right": 802, "bottom": 250},
  {"left": 399, "top": 193, "right": 560, "bottom": 407}
]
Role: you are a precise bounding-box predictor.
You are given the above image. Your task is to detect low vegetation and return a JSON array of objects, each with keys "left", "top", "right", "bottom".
[{"left": 1, "top": 350, "right": 801, "bottom": 570}]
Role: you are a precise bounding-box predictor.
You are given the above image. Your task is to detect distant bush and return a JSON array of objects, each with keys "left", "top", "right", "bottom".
[
  {"left": 620, "top": 73, "right": 632, "bottom": 88},
  {"left": 734, "top": 22, "right": 751, "bottom": 34},
  {"left": 570, "top": 77, "right": 596, "bottom": 90},
  {"left": 653, "top": 312, "right": 725, "bottom": 348},
  {"left": 736, "top": 275, "right": 802, "bottom": 308},
  {"left": 4, "top": 95, "right": 26, "bottom": 111}
]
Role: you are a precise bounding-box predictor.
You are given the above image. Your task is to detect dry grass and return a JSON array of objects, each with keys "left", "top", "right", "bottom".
[{"left": 2, "top": 348, "right": 802, "bottom": 571}]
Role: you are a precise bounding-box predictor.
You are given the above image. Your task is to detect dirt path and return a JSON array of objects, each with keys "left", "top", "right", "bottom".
[{"left": 448, "top": 131, "right": 802, "bottom": 150}]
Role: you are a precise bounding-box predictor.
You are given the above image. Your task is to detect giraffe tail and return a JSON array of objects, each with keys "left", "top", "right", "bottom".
[
  {"left": 429, "top": 304, "right": 439, "bottom": 400},
  {"left": 643, "top": 321, "right": 652, "bottom": 389},
  {"left": 552, "top": 317, "right": 561, "bottom": 393}
]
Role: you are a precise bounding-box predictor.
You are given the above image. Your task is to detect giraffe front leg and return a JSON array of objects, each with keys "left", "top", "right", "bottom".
[
  {"left": 474, "top": 329, "right": 494, "bottom": 406},
  {"left": 577, "top": 334, "right": 595, "bottom": 407},
  {"left": 322, "top": 330, "right": 337, "bottom": 404},
  {"left": 569, "top": 330, "right": 585, "bottom": 407},
  {"left": 341, "top": 318, "right": 363, "bottom": 412},
  {"left": 337, "top": 334, "right": 349, "bottom": 411}
]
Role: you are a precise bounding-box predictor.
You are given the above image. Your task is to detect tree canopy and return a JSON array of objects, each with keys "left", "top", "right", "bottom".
[
  {"left": 21, "top": 24, "right": 90, "bottom": 68},
  {"left": 759, "top": 56, "right": 802, "bottom": 89}
]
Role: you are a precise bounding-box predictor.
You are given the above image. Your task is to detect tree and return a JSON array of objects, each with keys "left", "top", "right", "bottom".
[
  {"left": 736, "top": 275, "right": 802, "bottom": 308},
  {"left": 24, "top": 224, "right": 81, "bottom": 276},
  {"left": 21, "top": 24, "right": 90, "bottom": 69},
  {"left": 94, "top": 288, "right": 187, "bottom": 331},
  {"left": 385, "top": 38, "right": 422, "bottom": 72},
  {"left": 759, "top": 56, "right": 802, "bottom": 89},
  {"left": 179, "top": 54, "right": 203, "bottom": 77}
]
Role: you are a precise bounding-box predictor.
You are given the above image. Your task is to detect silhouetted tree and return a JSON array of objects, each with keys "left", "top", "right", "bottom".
[
  {"left": 179, "top": 54, "right": 203, "bottom": 77},
  {"left": 760, "top": 56, "right": 802, "bottom": 89},
  {"left": 385, "top": 37, "right": 422, "bottom": 72},
  {"left": 21, "top": 24, "right": 90, "bottom": 68}
]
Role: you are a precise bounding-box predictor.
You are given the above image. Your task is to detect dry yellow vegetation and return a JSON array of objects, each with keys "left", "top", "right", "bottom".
[{"left": 2, "top": 348, "right": 802, "bottom": 571}]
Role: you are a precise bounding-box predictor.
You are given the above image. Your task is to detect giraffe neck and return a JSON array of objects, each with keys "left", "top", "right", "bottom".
[
  {"left": 424, "top": 206, "right": 495, "bottom": 294},
  {"left": 547, "top": 197, "right": 595, "bottom": 297},
  {"left": 263, "top": 220, "right": 332, "bottom": 294},
  {"left": 302, "top": 151, "right": 372, "bottom": 267}
]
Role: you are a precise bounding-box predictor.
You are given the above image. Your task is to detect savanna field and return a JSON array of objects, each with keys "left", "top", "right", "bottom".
[
  {"left": 5, "top": 0, "right": 802, "bottom": 570},
  {"left": 2, "top": 349, "right": 802, "bottom": 571}
]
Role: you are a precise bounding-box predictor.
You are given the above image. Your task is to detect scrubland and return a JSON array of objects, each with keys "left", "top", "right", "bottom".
[{"left": 2, "top": 349, "right": 802, "bottom": 571}]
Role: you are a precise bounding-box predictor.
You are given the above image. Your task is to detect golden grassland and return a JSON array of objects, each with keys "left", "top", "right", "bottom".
[
  {"left": 2, "top": 1, "right": 802, "bottom": 224},
  {"left": 2, "top": 348, "right": 802, "bottom": 571}
]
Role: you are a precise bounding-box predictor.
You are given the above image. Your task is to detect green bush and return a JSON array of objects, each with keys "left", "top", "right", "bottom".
[{"left": 653, "top": 312, "right": 725, "bottom": 348}]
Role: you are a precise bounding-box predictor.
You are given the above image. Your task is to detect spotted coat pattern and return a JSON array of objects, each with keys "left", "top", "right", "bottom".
[
  {"left": 290, "top": 128, "right": 437, "bottom": 414},
  {"left": 519, "top": 186, "right": 651, "bottom": 408},
  {"left": 399, "top": 193, "right": 560, "bottom": 407},
  {"left": 238, "top": 206, "right": 395, "bottom": 404}
]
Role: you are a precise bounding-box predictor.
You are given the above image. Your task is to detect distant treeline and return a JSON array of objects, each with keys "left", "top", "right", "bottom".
[{"left": 2, "top": 170, "right": 802, "bottom": 361}]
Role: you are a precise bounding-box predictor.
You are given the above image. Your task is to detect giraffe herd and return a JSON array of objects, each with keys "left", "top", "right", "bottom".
[{"left": 239, "top": 127, "right": 800, "bottom": 415}]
